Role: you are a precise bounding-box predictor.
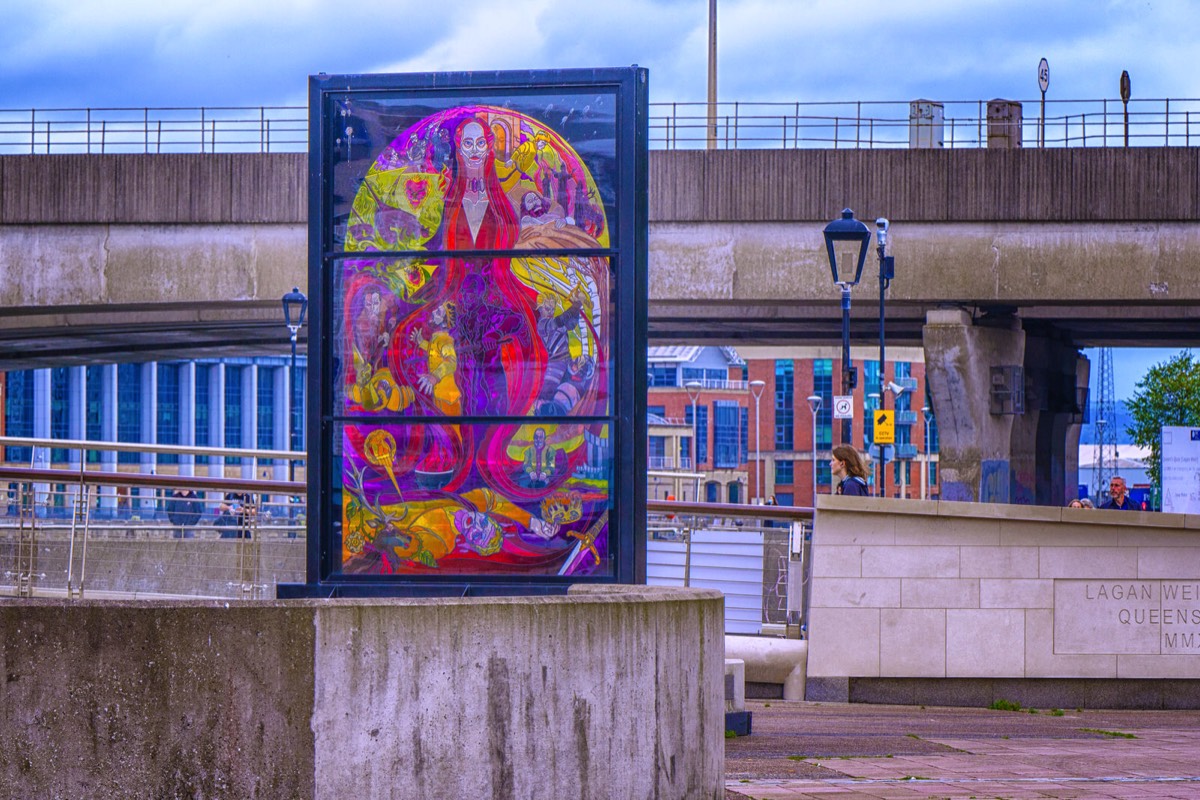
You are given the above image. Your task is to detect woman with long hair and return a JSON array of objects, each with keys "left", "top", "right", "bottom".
[{"left": 831, "top": 445, "right": 870, "bottom": 496}]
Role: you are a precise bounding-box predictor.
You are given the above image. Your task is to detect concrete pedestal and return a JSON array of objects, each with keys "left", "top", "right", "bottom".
[{"left": 1, "top": 586, "right": 725, "bottom": 800}]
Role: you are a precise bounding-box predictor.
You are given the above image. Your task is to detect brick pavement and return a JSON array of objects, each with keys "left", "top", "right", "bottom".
[{"left": 725, "top": 700, "right": 1200, "bottom": 800}]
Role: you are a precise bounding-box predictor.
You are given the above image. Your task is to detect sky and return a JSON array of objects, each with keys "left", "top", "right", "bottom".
[
  {"left": 3, "top": 0, "right": 1194, "bottom": 399},
  {"left": 3, "top": 0, "right": 1198, "bottom": 110}
]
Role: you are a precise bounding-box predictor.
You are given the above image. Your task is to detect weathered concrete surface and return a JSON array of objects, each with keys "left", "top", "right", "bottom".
[
  {"left": 314, "top": 587, "right": 726, "bottom": 800},
  {"left": 0, "top": 601, "right": 317, "bottom": 799},
  {"left": 0, "top": 223, "right": 304, "bottom": 310},
  {"left": 0, "top": 587, "right": 725, "bottom": 800},
  {"left": 922, "top": 308, "right": 1025, "bottom": 503}
]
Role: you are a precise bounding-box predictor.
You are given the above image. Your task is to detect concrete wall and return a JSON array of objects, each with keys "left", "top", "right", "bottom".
[
  {"left": 0, "top": 586, "right": 725, "bottom": 800},
  {"left": 807, "top": 495, "right": 1200, "bottom": 706}
]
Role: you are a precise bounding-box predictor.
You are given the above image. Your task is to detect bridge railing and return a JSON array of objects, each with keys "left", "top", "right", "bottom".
[
  {"left": 2, "top": 98, "right": 1198, "bottom": 154},
  {"left": 0, "top": 436, "right": 306, "bottom": 600},
  {"left": 1, "top": 437, "right": 813, "bottom": 635}
]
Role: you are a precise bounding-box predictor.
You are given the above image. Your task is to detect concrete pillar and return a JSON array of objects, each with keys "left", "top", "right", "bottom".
[
  {"left": 242, "top": 364, "right": 258, "bottom": 481},
  {"left": 99, "top": 365, "right": 118, "bottom": 514},
  {"left": 1063, "top": 354, "right": 1090, "bottom": 502},
  {"left": 922, "top": 308, "right": 1025, "bottom": 503},
  {"left": 139, "top": 362, "right": 158, "bottom": 513},
  {"left": 1016, "top": 333, "right": 1086, "bottom": 507},
  {"left": 179, "top": 362, "right": 196, "bottom": 478},
  {"left": 67, "top": 367, "right": 86, "bottom": 465}
]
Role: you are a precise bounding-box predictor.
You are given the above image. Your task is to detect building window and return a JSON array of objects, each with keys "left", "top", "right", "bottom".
[
  {"left": 157, "top": 363, "right": 181, "bottom": 464},
  {"left": 930, "top": 462, "right": 938, "bottom": 486},
  {"left": 774, "top": 360, "right": 794, "bottom": 450},
  {"left": 194, "top": 366, "right": 210, "bottom": 464},
  {"left": 705, "top": 481, "right": 720, "bottom": 503},
  {"left": 740, "top": 407, "right": 748, "bottom": 465},
  {"left": 86, "top": 366, "right": 104, "bottom": 463},
  {"left": 50, "top": 367, "right": 70, "bottom": 463},
  {"left": 713, "top": 400, "right": 740, "bottom": 468},
  {"left": 864, "top": 360, "right": 880, "bottom": 397},
  {"left": 813, "top": 359, "right": 832, "bottom": 450},
  {"left": 728, "top": 482, "right": 741, "bottom": 503},
  {"left": 116, "top": 363, "right": 142, "bottom": 464},
  {"left": 225, "top": 366, "right": 243, "bottom": 464},
  {"left": 648, "top": 365, "right": 676, "bottom": 387},
  {"left": 775, "top": 492, "right": 794, "bottom": 506},
  {"left": 775, "top": 460, "right": 794, "bottom": 485},
  {"left": 893, "top": 460, "right": 912, "bottom": 486},
  {"left": 4, "top": 371, "right": 34, "bottom": 462},
  {"left": 817, "top": 459, "right": 831, "bottom": 486},
  {"left": 647, "top": 405, "right": 665, "bottom": 418},
  {"left": 257, "top": 367, "right": 275, "bottom": 450},
  {"left": 648, "top": 436, "right": 666, "bottom": 466},
  {"left": 686, "top": 405, "right": 708, "bottom": 466},
  {"left": 291, "top": 365, "right": 306, "bottom": 452}
]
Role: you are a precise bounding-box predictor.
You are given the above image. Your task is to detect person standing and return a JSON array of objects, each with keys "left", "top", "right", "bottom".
[
  {"left": 1099, "top": 476, "right": 1140, "bottom": 510},
  {"left": 831, "top": 445, "right": 870, "bottom": 496}
]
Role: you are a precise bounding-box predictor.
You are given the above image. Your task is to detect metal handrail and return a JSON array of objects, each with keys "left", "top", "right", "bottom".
[{"left": 2, "top": 97, "right": 1198, "bottom": 153}]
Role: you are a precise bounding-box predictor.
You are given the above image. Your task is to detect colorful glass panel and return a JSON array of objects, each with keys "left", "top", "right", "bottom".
[{"left": 339, "top": 422, "right": 612, "bottom": 577}]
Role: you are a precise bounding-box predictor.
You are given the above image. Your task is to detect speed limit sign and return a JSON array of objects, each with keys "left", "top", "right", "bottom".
[{"left": 833, "top": 395, "right": 854, "bottom": 419}]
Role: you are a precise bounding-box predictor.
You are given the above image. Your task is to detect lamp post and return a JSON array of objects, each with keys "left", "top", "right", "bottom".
[
  {"left": 822, "top": 209, "right": 871, "bottom": 446},
  {"left": 281, "top": 287, "right": 308, "bottom": 485},
  {"left": 685, "top": 380, "right": 702, "bottom": 501},
  {"left": 874, "top": 218, "right": 895, "bottom": 500},
  {"left": 922, "top": 405, "right": 933, "bottom": 501},
  {"left": 867, "top": 391, "right": 881, "bottom": 495},
  {"left": 806, "top": 394, "right": 822, "bottom": 505},
  {"left": 749, "top": 379, "right": 765, "bottom": 503}
]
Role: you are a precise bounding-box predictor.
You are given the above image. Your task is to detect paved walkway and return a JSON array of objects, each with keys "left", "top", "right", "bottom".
[{"left": 726, "top": 700, "right": 1200, "bottom": 799}]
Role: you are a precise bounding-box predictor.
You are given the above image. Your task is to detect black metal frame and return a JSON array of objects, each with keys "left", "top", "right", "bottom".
[{"left": 280, "top": 67, "right": 648, "bottom": 598}]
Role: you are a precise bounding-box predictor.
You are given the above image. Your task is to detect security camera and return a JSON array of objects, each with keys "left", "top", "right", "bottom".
[
  {"left": 887, "top": 380, "right": 907, "bottom": 396},
  {"left": 875, "top": 218, "right": 889, "bottom": 232},
  {"left": 875, "top": 217, "right": 889, "bottom": 247}
]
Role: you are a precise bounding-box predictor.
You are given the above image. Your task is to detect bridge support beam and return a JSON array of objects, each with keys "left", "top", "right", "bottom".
[
  {"left": 924, "top": 309, "right": 1087, "bottom": 505},
  {"left": 923, "top": 309, "right": 1024, "bottom": 503}
]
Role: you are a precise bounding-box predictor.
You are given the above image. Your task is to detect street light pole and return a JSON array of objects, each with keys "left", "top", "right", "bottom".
[
  {"left": 749, "top": 379, "right": 765, "bottom": 503},
  {"left": 281, "top": 287, "right": 308, "bottom": 485},
  {"left": 822, "top": 209, "right": 871, "bottom": 448},
  {"left": 686, "top": 380, "right": 703, "bottom": 502},
  {"left": 922, "top": 405, "right": 933, "bottom": 501},
  {"left": 806, "top": 394, "right": 822, "bottom": 505},
  {"left": 867, "top": 392, "right": 881, "bottom": 495},
  {"left": 875, "top": 218, "right": 894, "bottom": 499}
]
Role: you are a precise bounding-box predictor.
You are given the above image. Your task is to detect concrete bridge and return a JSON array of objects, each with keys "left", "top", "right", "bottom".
[{"left": 3, "top": 148, "right": 1199, "bottom": 503}]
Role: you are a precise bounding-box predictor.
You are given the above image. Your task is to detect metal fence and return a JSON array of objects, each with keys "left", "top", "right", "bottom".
[
  {"left": 2, "top": 439, "right": 814, "bottom": 640},
  {"left": 2, "top": 98, "right": 1198, "bottom": 154},
  {"left": 0, "top": 436, "right": 305, "bottom": 601}
]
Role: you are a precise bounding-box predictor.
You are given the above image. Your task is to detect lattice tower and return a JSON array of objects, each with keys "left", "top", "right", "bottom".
[{"left": 1092, "top": 348, "right": 1118, "bottom": 500}]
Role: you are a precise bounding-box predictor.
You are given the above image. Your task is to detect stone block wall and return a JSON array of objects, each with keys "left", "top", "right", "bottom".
[{"left": 807, "top": 495, "right": 1200, "bottom": 703}]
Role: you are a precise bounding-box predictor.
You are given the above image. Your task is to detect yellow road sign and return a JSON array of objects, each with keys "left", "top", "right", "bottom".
[{"left": 873, "top": 410, "right": 895, "bottom": 444}]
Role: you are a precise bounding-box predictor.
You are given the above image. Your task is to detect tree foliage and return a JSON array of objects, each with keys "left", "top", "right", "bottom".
[{"left": 1125, "top": 351, "right": 1200, "bottom": 487}]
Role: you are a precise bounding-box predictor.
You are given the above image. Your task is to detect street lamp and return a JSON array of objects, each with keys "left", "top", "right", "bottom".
[
  {"left": 822, "top": 209, "right": 871, "bottom": 445},
  {"left": 685, "top": 380, "right": 703, "bottom": 501},
  {"left": 922, "top": 405, "right": 933, "bottom": 501},
  {"left": 874, "top": 218, "right": 896, "bottom": 499},
  {"left": 806, "top": 394, "right": 822, "bottom": 505},
  {"left": 749, "top": 379, "right": 765, "bottom": 503},
  {"left": 281, "top": 287, "right": 308, "bottom": 485}
]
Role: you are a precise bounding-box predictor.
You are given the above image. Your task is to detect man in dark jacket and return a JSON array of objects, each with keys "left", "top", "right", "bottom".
[{"left": 1099, "top": 476, "right": 1140, "bottom": 510}]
